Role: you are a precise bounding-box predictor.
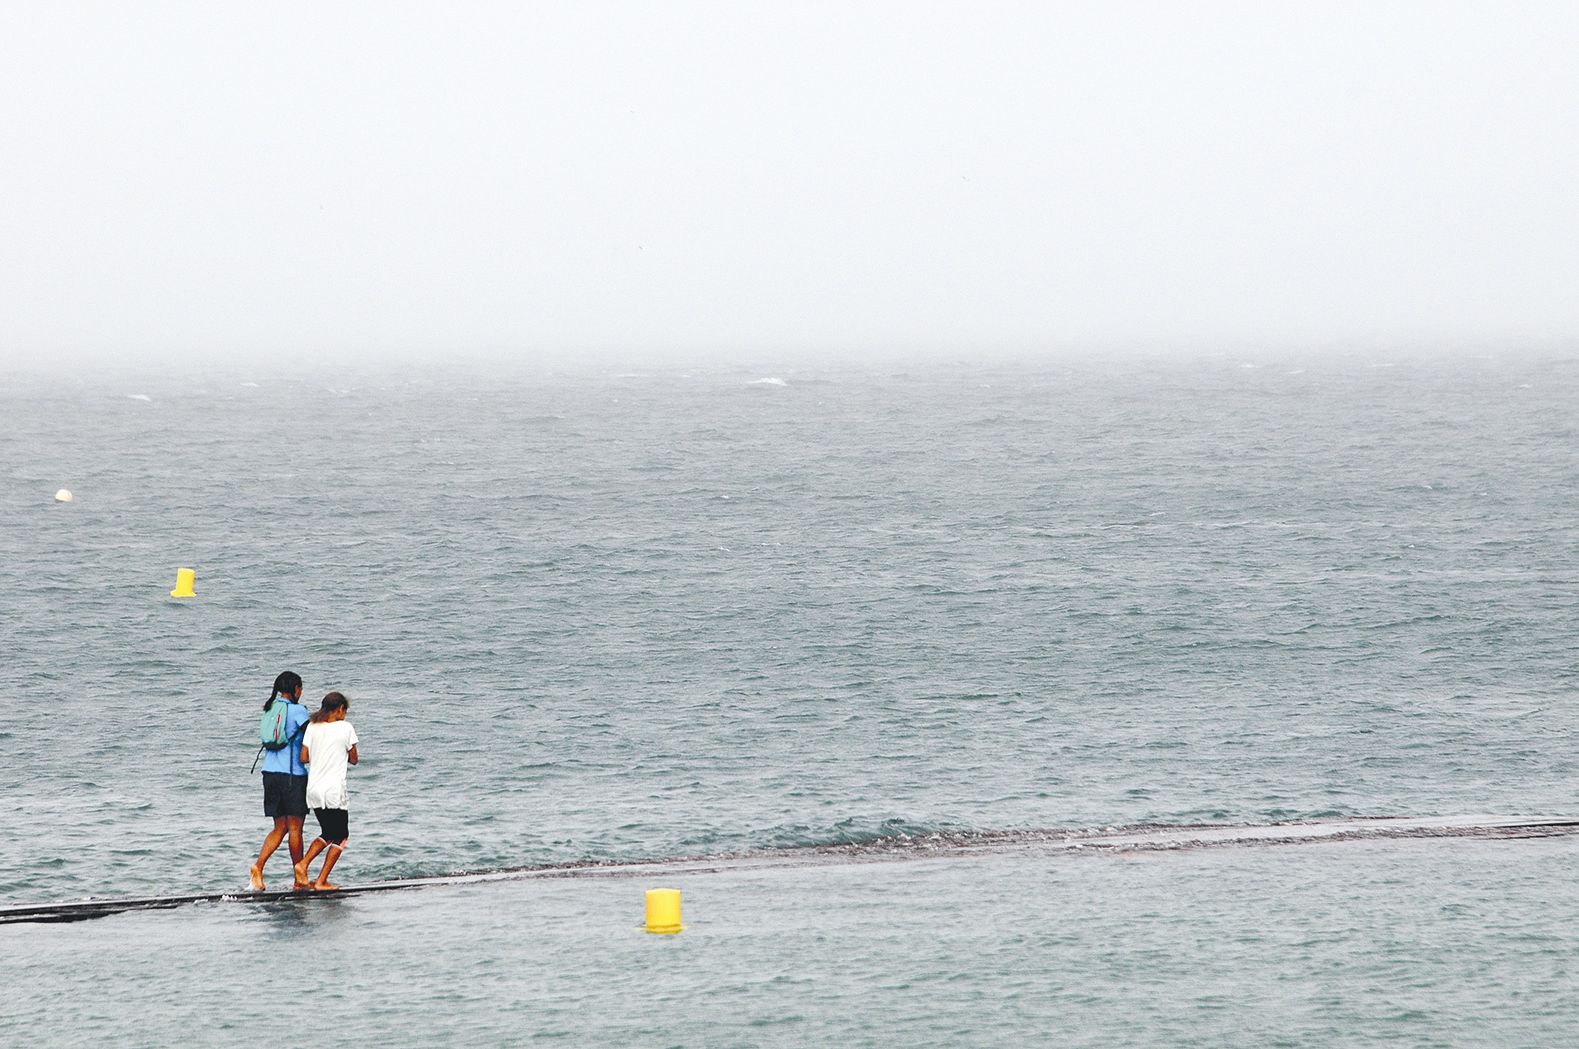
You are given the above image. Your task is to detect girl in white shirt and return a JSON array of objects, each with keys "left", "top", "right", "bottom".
[{"left": 294, "top": 692, "right": 360, "bottom": 891}]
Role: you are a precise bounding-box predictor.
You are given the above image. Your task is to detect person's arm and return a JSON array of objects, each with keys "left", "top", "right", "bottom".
[
  {"left": 300, "top": 743, "right": 311, "bottom": 764},
  {"left": 347, "top": 744, "right": 359, "bottom": 765}
]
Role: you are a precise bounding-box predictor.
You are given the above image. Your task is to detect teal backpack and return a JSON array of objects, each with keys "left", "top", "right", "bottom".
[
  {"left": 252, "top": 699, "right": 308, "bottom": 773},
  {"left": 259, "top": 700, "right": 298, "bottom": 750}
]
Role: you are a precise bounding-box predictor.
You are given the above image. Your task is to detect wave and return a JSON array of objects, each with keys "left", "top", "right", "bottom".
[
  {"left": 655, "top": 814, "right": 1579, "bottom": 868},
  {"left": 761, "top": 816, "right": 955, "bottom": 850}
]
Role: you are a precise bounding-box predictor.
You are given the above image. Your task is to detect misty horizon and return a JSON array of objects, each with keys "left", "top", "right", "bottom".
[{"left": 4, "top": 1, "right": 1578, "bottom": 370}]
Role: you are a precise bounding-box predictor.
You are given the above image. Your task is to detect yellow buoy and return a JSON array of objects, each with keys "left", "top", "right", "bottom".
[
  {"left": 644, "top": 888, "right": 683, "bottom": 934},
  {"left": 169, "top": 567, "right": 196, "bottom": 599}
]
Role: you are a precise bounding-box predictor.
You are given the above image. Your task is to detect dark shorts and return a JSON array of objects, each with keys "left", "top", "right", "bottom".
[
  {"left": 313, "top": 808, "right": 350, "bottom": 845},
  {"left": 262, "top": 773, "right": 308, "bottom": 818}
]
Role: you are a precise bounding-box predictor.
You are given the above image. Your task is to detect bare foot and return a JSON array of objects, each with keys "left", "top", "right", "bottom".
[
  {"left": 311, "top": 881, "right": 341, "bottom": 892},
  {"left": 292, "top": 860, "right": 310, "bottom": 889},
  {"left": 249, "top": 863, "right": 266, "bottom": 891}
]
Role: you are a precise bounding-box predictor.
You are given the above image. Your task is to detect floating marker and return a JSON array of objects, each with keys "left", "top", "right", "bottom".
[
  {"left": 645, "top": 888, "right": 683, "bottom": 934},
  {"left": 54, "top": 489, "right": 73, "bottom": 503},
  {"left": 169, "top": 567, "right": 196, "bottom": 599}
]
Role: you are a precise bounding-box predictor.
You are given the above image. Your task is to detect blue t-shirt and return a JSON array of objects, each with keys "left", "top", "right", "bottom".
[{"left": 260, "top": 700, "right": 310, "bottom": 776}]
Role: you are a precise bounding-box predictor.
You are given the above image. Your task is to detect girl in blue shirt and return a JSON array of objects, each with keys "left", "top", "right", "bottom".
[{"left": 250, "top": 671, "right": 311, "bottom": 890}]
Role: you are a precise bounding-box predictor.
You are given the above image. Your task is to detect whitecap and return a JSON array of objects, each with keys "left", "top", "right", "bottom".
[
  {"left": 127, "top": 394, "right": 152, "bottom": 402},
  {"left": 748, "top": 377, "right": 787, "bottom": 386}
]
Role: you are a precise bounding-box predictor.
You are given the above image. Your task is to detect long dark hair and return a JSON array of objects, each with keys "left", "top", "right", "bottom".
[
  {"left": 264, "top": 671, "right": 303, "bottom": 711},
  {"left": 310, "top": 691, "right": 350, "bottom": 723}
]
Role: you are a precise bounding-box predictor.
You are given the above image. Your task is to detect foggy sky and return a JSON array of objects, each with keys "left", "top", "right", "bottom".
[{"left": 3, "top": 1, "right": 1577, "bottom": 367}]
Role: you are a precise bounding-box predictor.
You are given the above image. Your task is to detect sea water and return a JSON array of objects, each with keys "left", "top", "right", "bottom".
[{"left": 1, "top": 354, "right": 1576, "bottom": 1046}]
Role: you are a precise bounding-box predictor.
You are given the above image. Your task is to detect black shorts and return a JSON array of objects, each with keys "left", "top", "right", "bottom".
[
  {"left": 262, "top": 773, "right": 308, "bottom": 818},
  {"left": 313, "top": 808, "right": 350, "bottom": 845}
]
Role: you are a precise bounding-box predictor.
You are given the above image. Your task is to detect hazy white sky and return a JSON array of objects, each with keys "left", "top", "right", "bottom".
[{"left": 3, "top": 1, "right": 1577, "bottom": 366}]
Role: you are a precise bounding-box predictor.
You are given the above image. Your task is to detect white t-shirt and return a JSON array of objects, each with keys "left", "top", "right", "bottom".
[{"left": 303, "top": 720, "right": 359, "bottom": 810}]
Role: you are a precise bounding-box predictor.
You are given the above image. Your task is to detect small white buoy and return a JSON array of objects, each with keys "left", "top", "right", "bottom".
[{"left": 54, "top": 489, "right": 73, "bottom": 503}]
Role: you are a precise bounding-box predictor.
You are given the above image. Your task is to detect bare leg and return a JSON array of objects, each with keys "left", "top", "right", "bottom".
[
  {"left": 294, "top": 839, "right": 327, "bottom": 888},
  {"left": 287, "top": 817, "right": 306, "bottom": 887},
  {"left": 312, "top": 841, "right": 346, "bottom": 890},
  {"left": 252, "top": 817, "right": 288, "bottom": 889}
]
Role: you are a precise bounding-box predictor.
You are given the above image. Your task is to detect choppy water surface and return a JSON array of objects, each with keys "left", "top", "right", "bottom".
[
  {"left": 7, "top": 837, "right": 1579, "bottom": 1047},
  {"left": 2, "top": 354, "right": 1576, "bottom": 1045}
]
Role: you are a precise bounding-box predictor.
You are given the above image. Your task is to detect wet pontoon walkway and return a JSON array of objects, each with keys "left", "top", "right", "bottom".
[{"left": 4, "top": 815, "right": 1574, "bottom": 925}]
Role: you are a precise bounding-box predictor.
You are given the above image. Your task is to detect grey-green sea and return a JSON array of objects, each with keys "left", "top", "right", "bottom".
[{"left": 3, "top": 353, "right": 1577, "bottom": 1047}]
